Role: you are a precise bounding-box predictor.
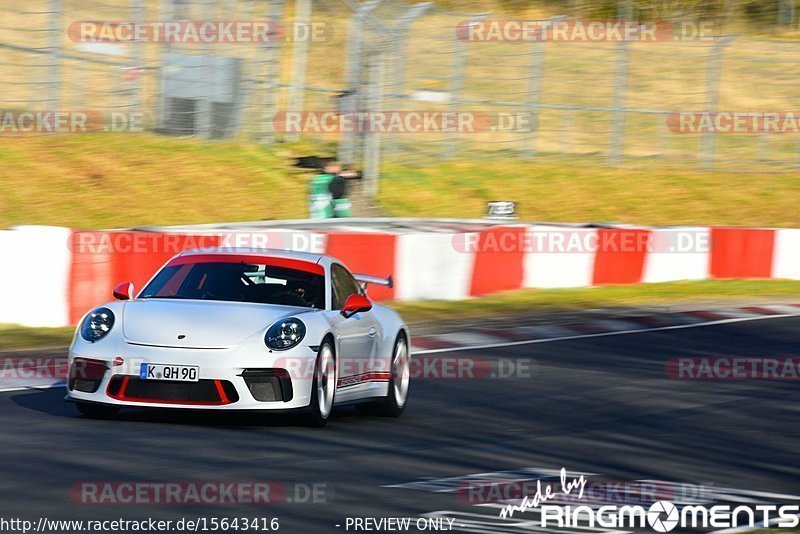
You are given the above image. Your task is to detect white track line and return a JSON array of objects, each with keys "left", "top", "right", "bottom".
[
  {"left": 411, "top": 312, "right": 800, "bottom": 355},
  {"left": 2, "top": 313, "right": 799, "bottom": 393},
  {"left": 0, "top": 381, "right": 64, "bottom": 393}
]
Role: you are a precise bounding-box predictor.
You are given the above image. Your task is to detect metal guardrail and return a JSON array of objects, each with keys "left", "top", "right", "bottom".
[{"left": 129, "top": 218, "right": 666, "bottom": 235}]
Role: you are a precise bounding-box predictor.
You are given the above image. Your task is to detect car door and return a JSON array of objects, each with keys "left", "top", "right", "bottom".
[{"left": 328, "top": 263, "right": 380, "bottom": 388}]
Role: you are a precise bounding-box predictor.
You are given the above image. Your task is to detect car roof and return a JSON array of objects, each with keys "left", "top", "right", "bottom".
[{"left": 178, "top": 247, "right": 327, "bottom": 265}]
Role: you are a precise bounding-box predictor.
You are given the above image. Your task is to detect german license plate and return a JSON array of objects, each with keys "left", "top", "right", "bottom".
[{"left": 140, "top": 363, "right": 199, "bottom": 382}]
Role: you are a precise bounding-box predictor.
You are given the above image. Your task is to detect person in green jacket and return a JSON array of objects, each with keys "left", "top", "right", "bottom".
[
  {"left": 309, "top": 160, "right": 353, "bottom": 219},
  {"left": 308, "top": 161, "right": 339, "bottom": 219}
]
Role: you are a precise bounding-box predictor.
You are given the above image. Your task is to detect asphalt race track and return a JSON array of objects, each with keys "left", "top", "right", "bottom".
[{"left": 2, "top": 316, "right": 799, "bottom": 533}]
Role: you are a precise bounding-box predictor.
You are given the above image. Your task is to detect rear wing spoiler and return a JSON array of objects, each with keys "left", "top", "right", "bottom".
[{"left": 354, "top": 273, "right": 393, "bottom": 289}]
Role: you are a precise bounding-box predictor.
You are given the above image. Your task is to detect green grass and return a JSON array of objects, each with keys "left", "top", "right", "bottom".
[
  {"left": 2, "top": 279, "right": 799, "bottom": 351},
  {"left": 1, "top": 134, "right": 800, "bottom": 229},
  {"left": 0, "top": 325, "right": 75, "bottom": 352},
  {"left": 379, "top": 156, "right": 800, "bottom": 227},
  {"left": 0, "top": 134, "right": 312, "bottom": 229}
]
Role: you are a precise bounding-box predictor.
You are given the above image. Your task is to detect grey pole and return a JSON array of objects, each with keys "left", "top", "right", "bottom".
[
  {"left": 699, "top": 35, "right": 735, "bottom": 171},
  {"left": 384, "top": 2, "right": 432, "bottom": 158},
  {"left": 260, "top": 0, "right": 285, "bottom": 144},
  {"left": 339, "top": 0, "right": 384, "bottom": 165},
  {"left": 363, "top": 51, "right": 385, "bottom": 199},
  {"left": 129, "top": 0, "right": 146, "bottom": 114},
  {"left": 608, "top": 41, "right": 629, "bottom": 165},
  {"left": 286, "top": 0, "right": 311, "bottom": 142},
  {"left": 522, "top": 18, "right": 565, "bottom": 159},
  {"left": 196, "top": 0, "right": 214, "bottom": 139},
  {"left": 47, "top": 0, "right": 62, "bottom": 110}
]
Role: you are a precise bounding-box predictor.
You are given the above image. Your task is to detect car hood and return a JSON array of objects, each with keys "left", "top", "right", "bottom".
[{"left": 122, "top": 299, "right": 307, "bottom": 349}]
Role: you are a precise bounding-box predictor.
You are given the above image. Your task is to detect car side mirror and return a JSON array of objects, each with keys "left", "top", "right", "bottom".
[
  {"left": 341, "top": 294, "right": 372, "bottom": 318},
  {"left": 113, "top": 282, "right": 134, "bottom": 301}
]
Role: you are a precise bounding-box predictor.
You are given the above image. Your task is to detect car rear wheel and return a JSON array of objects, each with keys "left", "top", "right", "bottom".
[
  {"left": 305, "top": 341, "right": 336, "bottom": 427},
  {"left": 75, "top": 402, "right": 120, "bottom": 419},
  {"left": 357, "top": 334, "right": 409, "bottom": 417}
]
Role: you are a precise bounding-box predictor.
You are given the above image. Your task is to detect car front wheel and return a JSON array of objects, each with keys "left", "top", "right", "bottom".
[{"left": 305, "top": 340, "right": 336, "bottom": 427}]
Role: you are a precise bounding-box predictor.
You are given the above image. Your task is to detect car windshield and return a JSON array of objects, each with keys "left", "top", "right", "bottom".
[{"left": 139, "top": 259, "right": 325, "bottom": 309}]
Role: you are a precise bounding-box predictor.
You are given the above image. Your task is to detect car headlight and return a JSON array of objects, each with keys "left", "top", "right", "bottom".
[
  {"left": 265, "top": 318, "right": 306, "bottom": 350},
  {"left": 81, "top": 307, "right": 115, "bottom": 342}
]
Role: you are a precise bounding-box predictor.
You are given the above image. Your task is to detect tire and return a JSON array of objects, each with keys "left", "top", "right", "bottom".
[
  {"left": 357, "top": 333, "right": 409, "bottom": 417},
  {"left": 76, "top": 402, "right": 120, "bottom": 419},
  {"left": 304, "top": 340, "right": 336, "bottom": 427}
]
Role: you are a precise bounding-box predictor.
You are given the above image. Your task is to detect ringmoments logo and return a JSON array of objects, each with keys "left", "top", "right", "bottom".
[
  {"left": 498, "top": 468, "right": 800, "bottom": 531},
  {"left": 648, "top": 501, "right": 679, "bottom": 532},
  {"left": 538, "top": 501, "right": 800, "bottom": 531}
]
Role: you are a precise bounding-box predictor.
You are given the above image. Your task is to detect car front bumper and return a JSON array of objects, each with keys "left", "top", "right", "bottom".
[{"left": 65, "top": 341, "right": 318, "bottom": 411}]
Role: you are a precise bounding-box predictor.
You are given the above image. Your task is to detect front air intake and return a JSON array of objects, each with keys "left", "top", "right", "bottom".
[
  {"left": 68, "top": 358, "right": 109, "bottom": 393},
  {"left": 106, "top": 376, "right": 239, "bottom": 405},
  {"left": 242, "top": 369, "right": 293, "bottom": 402}
]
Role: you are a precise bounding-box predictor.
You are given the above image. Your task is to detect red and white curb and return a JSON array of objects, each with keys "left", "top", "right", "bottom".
[{"left": 4, "top": 223, "right": 800, "bottom": 328}]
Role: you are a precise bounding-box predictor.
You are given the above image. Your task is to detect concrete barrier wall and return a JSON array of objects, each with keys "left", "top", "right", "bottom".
[
  {"left": 0, "top": 226, "right": 72, "bottom": 327},
  {"left": 2, "top": 223, "right": 797, "bottom": 327}
]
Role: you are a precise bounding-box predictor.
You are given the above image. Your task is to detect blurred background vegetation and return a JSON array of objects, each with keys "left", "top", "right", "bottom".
[{"left": 429, "top": 0, "right": 798, "bottom": 32}]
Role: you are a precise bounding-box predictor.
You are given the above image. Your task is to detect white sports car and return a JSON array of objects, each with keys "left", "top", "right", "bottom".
[{"left": 65, "top": 248, "right": 410, "bottom": 426}]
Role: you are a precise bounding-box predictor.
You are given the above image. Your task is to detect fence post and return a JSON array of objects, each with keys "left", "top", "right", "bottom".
[
  {"left": 608, "top": 41, "right": 629, "bottom": 165},
  {"left": 699, "top": 36, "right": 734, "bottom": 171},
  {"left": 442, "top": 33, "right": 467, "bottom": 160},
  {"left": 260, "top": 0, "right": 285, "bottom": 144},
  {"left": 339, "top": 0, "right": 384, "bottom": 165},
  {"left": 195, "top": 0, "right": 215, "bottom": 139},
  {"left": 384, "top": 2, "right": 432, "bottom": 158},
  {"left": 286, "top": 0, "right": 311, "bottom": 141},
  {"left": 154, "top": 0, "right": 173, "bottom": 132},
  {"left": 524, "top": 40, "right": 546, "bottom": 159},
  {"left": 47, "top": 0, "right": 62, "bottom": 110},
  {"left": 129, "top": 0, "right": 146, "bottom": 113},
  {"left": 617, "top": 0, "right": 633, "bottom": 20},
  {"left": 362, "top": 51, "right": 385, "bottom": 199}
]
